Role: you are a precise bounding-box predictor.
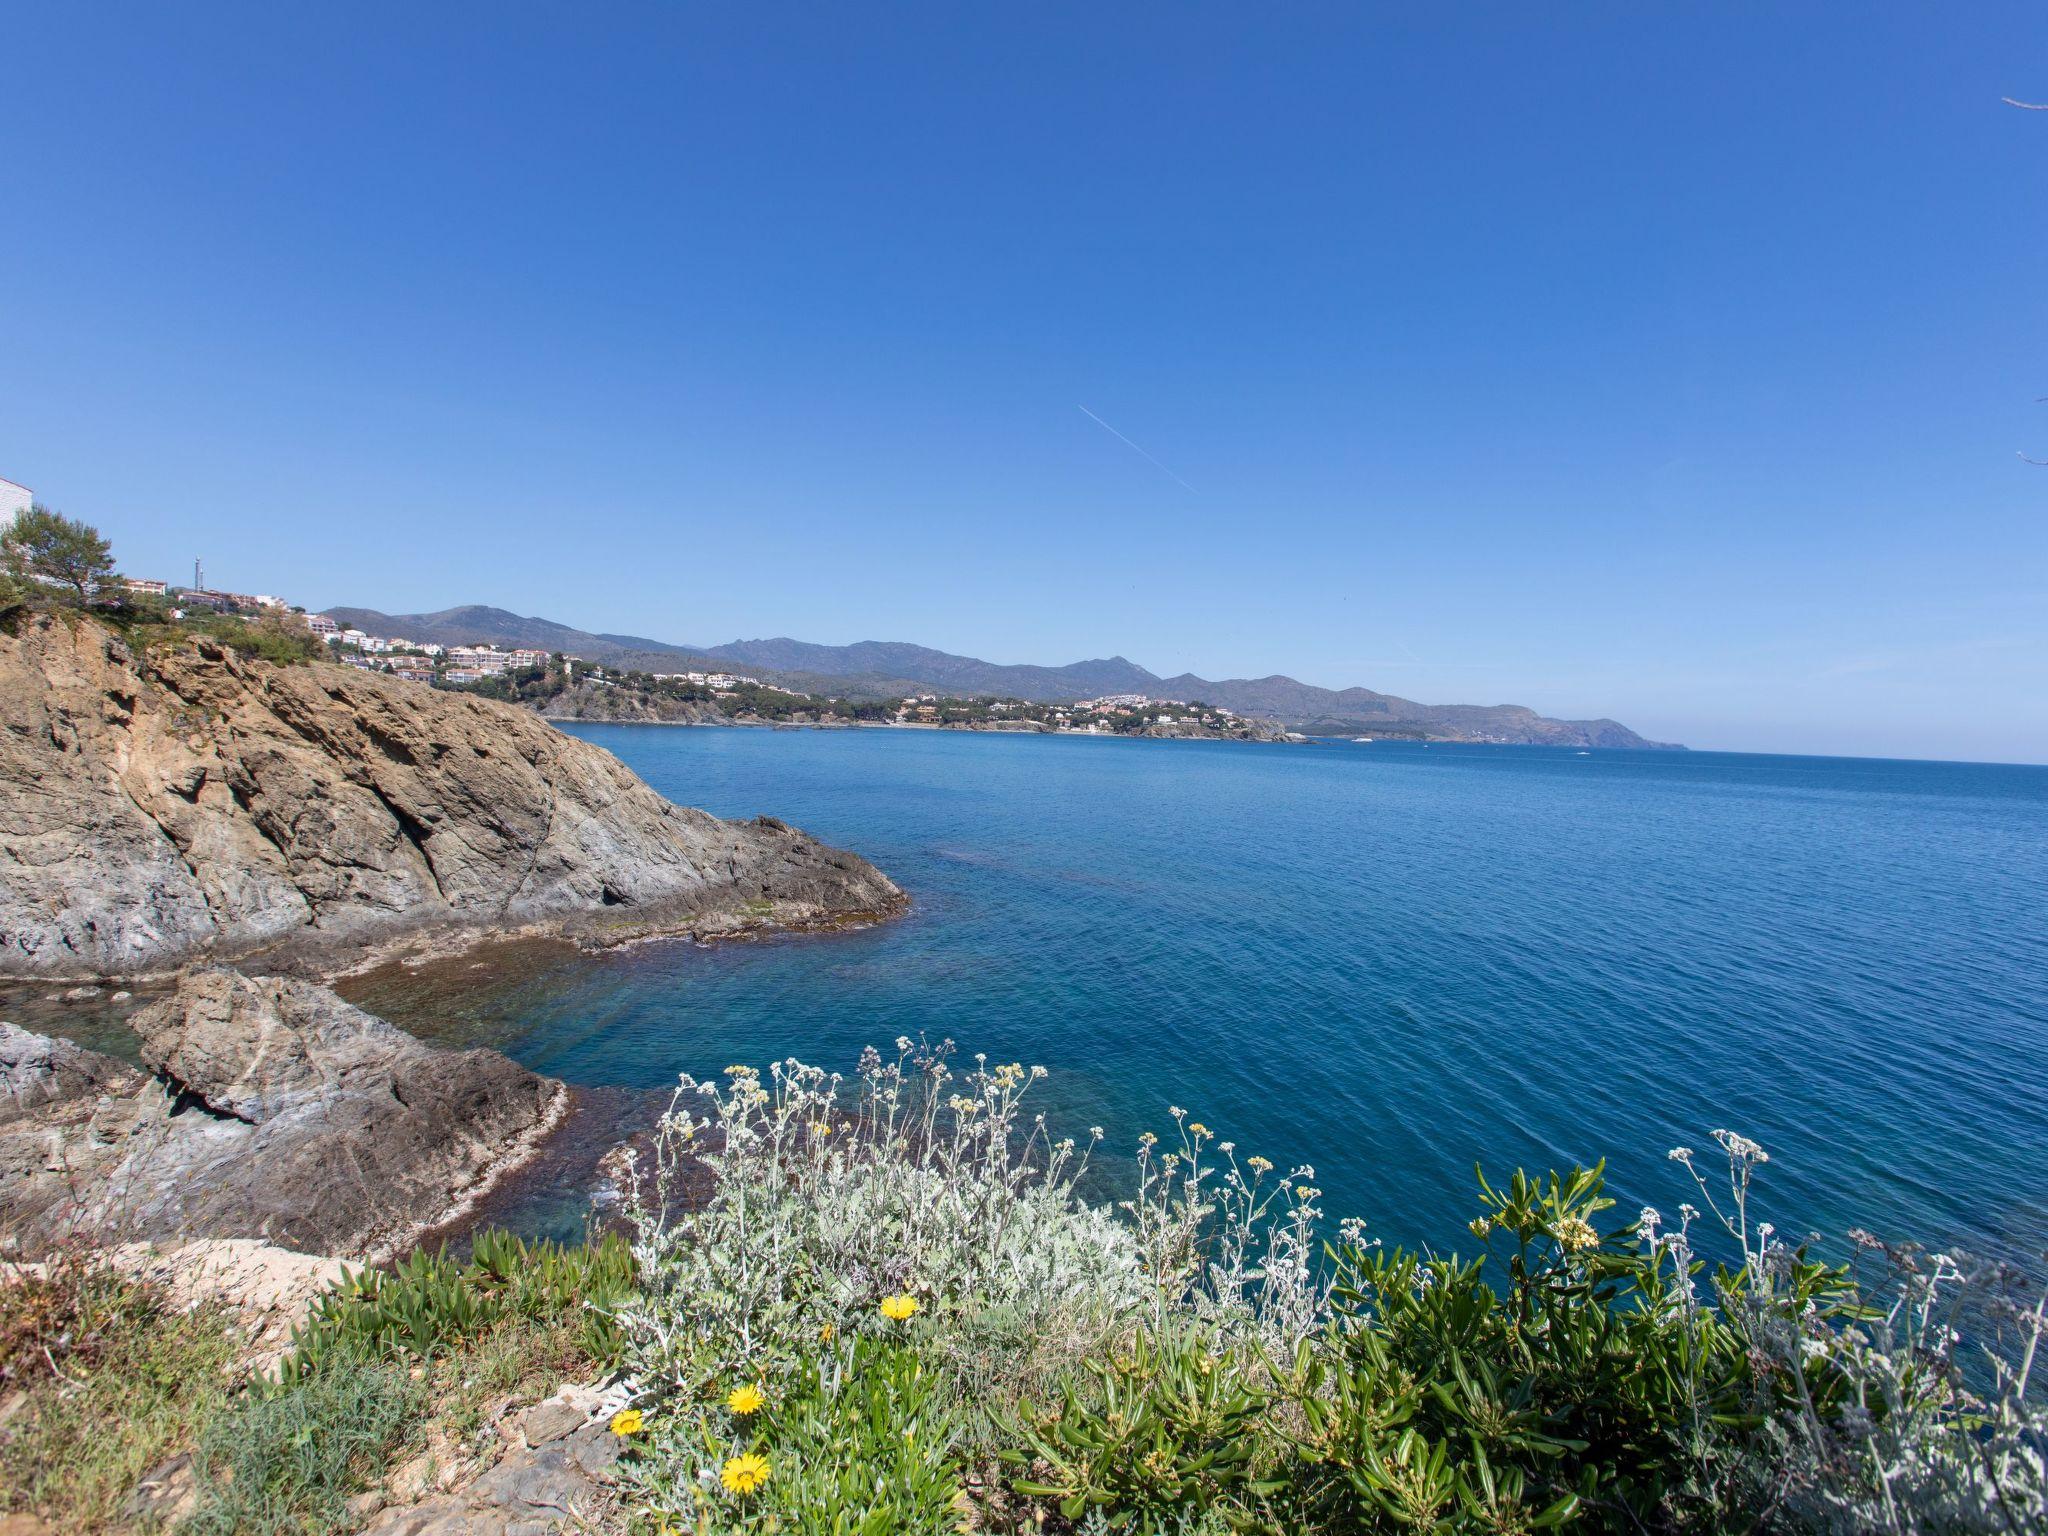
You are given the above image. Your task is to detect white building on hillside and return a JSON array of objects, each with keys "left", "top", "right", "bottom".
[{"left": 0, "top": 477, "right": 31, "bottom": 527}]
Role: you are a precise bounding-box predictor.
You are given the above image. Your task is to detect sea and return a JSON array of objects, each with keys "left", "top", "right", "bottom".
[
  {"left": 340, "top": 725, "right": 2048, "bottom": 1268},
  {"left": 22, "top": 727, "right": 2040, "bottom": 1266}
]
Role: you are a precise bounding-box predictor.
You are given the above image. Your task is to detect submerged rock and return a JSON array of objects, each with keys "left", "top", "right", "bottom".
[
  {"left": 0, "top": 966, "right": 563, "bottom": 1260},
  {"left": 0, "top": 613, "right": 903, "bottom": 980}
]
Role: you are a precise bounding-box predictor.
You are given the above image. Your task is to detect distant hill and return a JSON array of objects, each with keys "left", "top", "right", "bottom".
[
  {"left": 322, "top": 605, "right": 1682, "bottom": 749},
  {"left": 323, "top": 607, "right": 938, "bottom": 698}
]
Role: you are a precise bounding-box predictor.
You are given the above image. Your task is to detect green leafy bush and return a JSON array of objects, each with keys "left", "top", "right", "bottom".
[
  {"left": 623, "top": 1332, "right": 964, "bottom": 1532},
  {"left": 282, "top": 1229, "right": 634, "bottom": 1382},
  {"left": 1273, "top": 1165, "right": 1758, "bottom": 1533},
  {"left": 615, "top": 1045, "right": 2045, "bottom": 1534},
  {"left": 1003, "top": 1325, "right": 1280, "bottom": 1531}
]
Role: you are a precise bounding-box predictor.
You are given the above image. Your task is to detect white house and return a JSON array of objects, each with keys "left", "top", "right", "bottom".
[{"left": 0, "top": 476, "right": 31, "bottom": 527}]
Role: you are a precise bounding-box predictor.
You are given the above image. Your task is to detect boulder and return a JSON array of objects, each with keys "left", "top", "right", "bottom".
[{"left": 0, "top": 1021, "right": 146, "bottom": 1119}]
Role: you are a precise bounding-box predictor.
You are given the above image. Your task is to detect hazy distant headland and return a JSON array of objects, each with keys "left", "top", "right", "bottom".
[{"left": 327, "top": 603, "right": 1681, "bottom": 750}]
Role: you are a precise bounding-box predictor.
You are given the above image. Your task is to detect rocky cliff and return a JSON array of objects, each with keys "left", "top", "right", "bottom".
[
  {"left": 0, "top": 967, "right": 561, "bottom": 1259},
  {"left": 0, "top": 614, "right": 903, "bottom": 980}
]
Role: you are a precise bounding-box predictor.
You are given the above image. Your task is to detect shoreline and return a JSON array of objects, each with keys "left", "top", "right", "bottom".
[
  {"left": 544, "top": 713, "right": 1302, "bottom": 745},
  {"left": 0, "top": 888, "right": 913, "bottom": 990},
  {"left": 359, "top": 1078, "right": 575, "bottom": 1265}
]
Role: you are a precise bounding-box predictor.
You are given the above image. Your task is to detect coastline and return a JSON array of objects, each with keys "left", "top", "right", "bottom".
[
  {"left": 277, "top": 885, "right": 913, "bottom": 988},
  {"left": 358, "top": 1078, "right": 575, "bottom": 1265},
  {"left": 543, "top": 713, "right": 1304, "bottom": 745}
]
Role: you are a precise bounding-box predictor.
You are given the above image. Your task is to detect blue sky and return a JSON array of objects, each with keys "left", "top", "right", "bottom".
[{"left": 3, "top": 3, "right": 2044, "bottom": 761}]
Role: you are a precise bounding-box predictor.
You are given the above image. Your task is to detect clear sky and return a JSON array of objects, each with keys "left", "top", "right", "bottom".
[{"left": 4, "top": 3, "right": 2045, "bottom": 761}]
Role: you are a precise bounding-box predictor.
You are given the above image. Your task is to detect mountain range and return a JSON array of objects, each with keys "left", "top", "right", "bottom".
[{"left": 322, "top": 605, "right": 1681, "bottom": 749}]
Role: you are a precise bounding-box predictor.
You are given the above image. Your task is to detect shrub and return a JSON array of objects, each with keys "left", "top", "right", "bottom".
[
  {"left": 614, "top": 1044, "right": 2046, "bottom": 1534},
  {"left": 281, "top": 1228, "right": 634, "bottom": 1382},
  {"left": 1002, "top": 1324, "right": 1282, "bottom": 1530},
  {"left": 632, "top": 1333, "right": 968, "bottom": 1533},
  {"left": 200, "top": 613, "right": 326, "bottom": 665},
  {"left": 620, "top": 1042, "right": 1147, "bottom": 1448}
]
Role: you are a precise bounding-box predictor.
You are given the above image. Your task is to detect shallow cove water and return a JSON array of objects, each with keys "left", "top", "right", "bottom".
[{"left": 339, "top": 726, "right": 2048, "bottom": 1263}]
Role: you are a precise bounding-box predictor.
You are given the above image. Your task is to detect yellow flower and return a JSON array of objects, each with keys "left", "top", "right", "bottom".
[
  {"left": 820, "top": 1322, "right": 835, "bottom": 1342},
  {"left": 1553, "top": 1215, "right": 1599, "bottom": 1252},
  {"left": 608, "top": 1408, "right": 646, "bottom": 1437},
  {"left": 721, "top": 1451, "right": 772, "bottom": 1495},
  {"left": 726, "top": 1383, "right": 766, "bottom": 1416},
  {"left": 880, "top": 1294, "right": 921, "bottom": 1321}
]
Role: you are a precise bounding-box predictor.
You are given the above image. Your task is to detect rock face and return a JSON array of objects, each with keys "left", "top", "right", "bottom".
[
  {"left": 0, "top": 967, "right": 562, "bottom": 1259},
  {"left": 0, "top": 614, "right": 902, "bottom": 979}
]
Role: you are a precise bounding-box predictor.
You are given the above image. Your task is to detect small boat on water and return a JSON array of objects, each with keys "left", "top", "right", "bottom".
[{"left": 1352, "top": 736, "right": 1374, "bottom": 743}]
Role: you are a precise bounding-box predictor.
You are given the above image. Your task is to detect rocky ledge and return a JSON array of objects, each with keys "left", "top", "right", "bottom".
[
  {"left": 0, "top": 966, "right": 563, "bottom": 1260},
  {"left": 0, "top": 614, "right": 903, "bottom": 980}
]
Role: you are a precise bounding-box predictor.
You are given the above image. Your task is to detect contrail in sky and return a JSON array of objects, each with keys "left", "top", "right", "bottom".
[{"left": 1077, "top": 405, "right": 1196, "bottom": 492}]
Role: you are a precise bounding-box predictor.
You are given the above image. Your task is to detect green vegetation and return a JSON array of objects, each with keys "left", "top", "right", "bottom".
[
  {"left": 91, "top": 599, "right": 328, "bottom": 666},
  {"left": 0, "top": 1231, "right": 635, "bottom": 1535},
  {"left": 613, "top": 1044, "right": 2047, "bottom": 1535},
  {"left": 2, "top": 1065, "right": 2039, "bottom": 1535},
  {"left": 0, "top": 507, "right": 328, "bottom": 668},
  {"left": 185, "top": 1356, "right": 420, "bottom": 1536},
  {"left": 0, "top": 1246, "right": 241, "bottom": 1532},
  {"left": 1, "top": 504, "right": 115, "bottom": 603},
  {"left": 281, "top": 1228, "right": 633, "bottom": 1382}
]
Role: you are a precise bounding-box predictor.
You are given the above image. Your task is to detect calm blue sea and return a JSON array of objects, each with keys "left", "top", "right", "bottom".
[{"left": 358, "top": 728, "right": 2048, "bottom": 1265}]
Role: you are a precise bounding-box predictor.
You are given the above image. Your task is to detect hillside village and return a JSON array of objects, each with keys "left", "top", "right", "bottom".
[{"left": 0, "top": 497, "right": 1289, "bottom": 742}]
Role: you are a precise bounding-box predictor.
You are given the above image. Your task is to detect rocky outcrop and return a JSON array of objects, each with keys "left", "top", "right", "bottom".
[
  {"left": 1131, "top": 717, "right": 1291, "bottom": 743},
  {"left": 0, "top": 614, "right": 903, "bottom": 979},
  {"left": 534, "top": 680, "right": 731, "bottom": 725},
  {"left": 0, "top": 967, "right": 563, "bottom": 1259},
  {"left": 1, "top": 1020, "right": 145, "bottom": 1115}
]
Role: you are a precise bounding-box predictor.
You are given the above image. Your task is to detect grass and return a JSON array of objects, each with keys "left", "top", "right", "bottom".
[
  {"left": 0, "top": 1261, "right": 240, "bottom": 1532},
  {"left": 184, "top": 1353, "right": 420, "bottom": 1536},
  {"left": 0, "top": 1232, "right": 633, "bottom": 1535}
]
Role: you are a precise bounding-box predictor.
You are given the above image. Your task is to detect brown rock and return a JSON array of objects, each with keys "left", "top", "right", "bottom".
[{"left": 0, "top": 614, "right": 902, "bottom": 980}]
